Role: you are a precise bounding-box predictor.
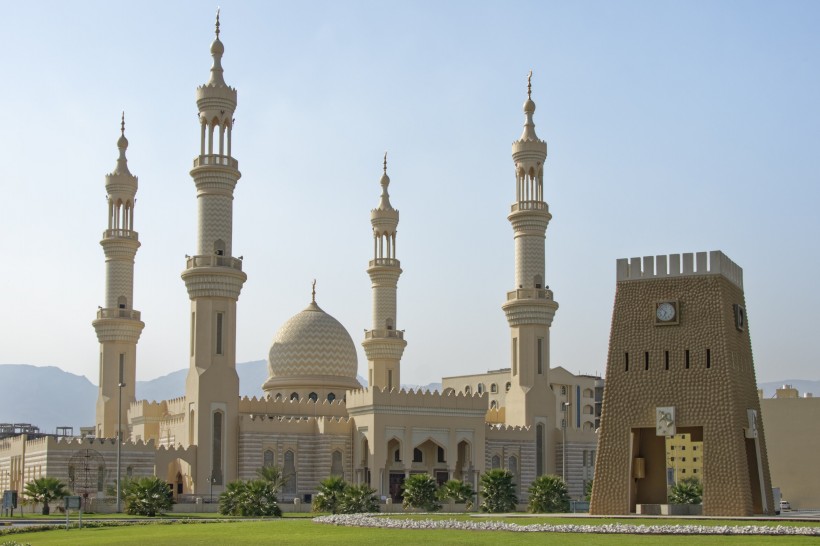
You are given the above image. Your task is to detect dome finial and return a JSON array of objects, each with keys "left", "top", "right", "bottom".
[
  {"left": 383, "top": 151, "right": 387, "bottom": 174},
  {"left": 311, "top": 279, "right": 317, "bottom": 303},
  {"left": 527, "top": 70, "right": 532, "bottom": 100},
  {"left": 114, "top": 113, "right": 132, "bottom": 175},
  {"left": 215, "top": 7, "right": 221, "bottom": 39},
  {"left": 120, "top": 111, "right": 125, "bottom": 136}
]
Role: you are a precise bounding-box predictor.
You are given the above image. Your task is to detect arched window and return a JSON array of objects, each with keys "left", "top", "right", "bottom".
[
  {"left": 263, "top": 449, "right": 274, "bottom": 467},
  {"left": 490, "top": 383, "right": 498, "bottom": 394},
  {"left": 464, "top": 386, "right": 471, "bottom": 395},
  {"left": 583, "top": 388, "right": 594, "bottom": 398},
  {"left": 536, "top": 424, "right": 545, "bottom": 477},
  {"left": 274, "top": 393, "right": 283, "bottom": 401},
  {"left": 583, "top": 404, "right": 594, "bottom": 415},
  {"left": 505, "top": 382, "right": 511, "bottom": 392},
  {"left": 477, "top": 383, "right": 485, "bottom": 395},
  {"left": 508, "top": 455, "right": 518, "bottom": 477},
  {"left": 331, "top": 450, "right": 343, "bottom": 476},
  {"left": 327, "top": 392, "right": 336, "bottom": 402},
  {"left": 491, "top": 455, "right": 501, "bottom": 469},
  {"left": 214, "top": 239, "right": 225, "bottom": 256},
  {"left": 308, "top": 392, "right": 318, "bottom": 402},
  {"left": 490, "top": 400, "right": 498, "bottom": 409},
  {"left": 413, "top": 448, "right": 423, "bottom": 463},
  {"left": 284, "top": 450, "right": 297, "bottom": 495},
  {"left": 97, "top": 465, "right": 105, "bottom": 491},
  {"left": 437, "top": 446, "right": 446, "bottom": 463},
  {"left": 290, "top": 392, "right": 299, "bottom": 401},
  {"left": 212, "top": 410, "right": 224, "bottom": 484},
  {"left": 126, "top": 465, "right": 133, "bottom": 478}
]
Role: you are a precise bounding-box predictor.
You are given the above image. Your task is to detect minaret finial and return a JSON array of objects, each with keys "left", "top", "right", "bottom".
[
  {"left": 383, "top": 151, "right": 387, "bottom": 174},
  {"left": 215, "top": 7, "right": 221, "bottom": 38},
  {"left": 311, "top": 279, "right": 316, "bottom": 303},
  {"left": 527, "top": 70, "right": 532, "bottom": 99},
  {"left": 120, "top": 111, "right": 125, "bottom": 136}
]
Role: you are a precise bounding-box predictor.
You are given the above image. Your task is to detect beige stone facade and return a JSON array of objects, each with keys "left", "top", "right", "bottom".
[
  {"left": 760, "top": 386, "right": 820, "bottom": 510},
  {"left": 590, "top": 252, "right": 774, "bottom": 516}
]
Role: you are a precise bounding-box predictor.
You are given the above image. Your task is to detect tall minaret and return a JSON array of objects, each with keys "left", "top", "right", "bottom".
[
  {"left": 502, "top": 73, "right": 559, "bottom": 433},
  {"left": 362, "top": 154, "right": 406, "bottom": 391},
  {"left": 182, "top": 11, "right": 246, "bottom": 492},
  {"left": 93, "top": 114, "right": 145, "bottom": 438}
]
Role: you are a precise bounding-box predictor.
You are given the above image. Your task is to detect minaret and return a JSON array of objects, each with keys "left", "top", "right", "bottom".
[
  {"left": 502, "top": 73, "right": 559, "bottom": 433},
  {"left": 93, "top": 114, "right": 145, "bottom": 438},
  {"left": 362, "top": 154, "right": 406, "bottom": 391},
  {"left": 182, "top": 11, "right": 246, "bottom": 492}
]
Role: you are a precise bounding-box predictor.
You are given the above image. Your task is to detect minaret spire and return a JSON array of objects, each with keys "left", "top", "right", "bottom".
[
  {"left": 502, "top": 74, "right": 558, "bottom": 431},
  {"left": 93, "top": 115, "right": 144, "bottom": 438},
  {"left": 362, "top": 154, "right": 406, "bottom": 391},
  {"left": 183, "top": 12, "right": 246, "bottom": 495},
  {"left": 312, "top": 279, "right": 317, "bottom": 303}
]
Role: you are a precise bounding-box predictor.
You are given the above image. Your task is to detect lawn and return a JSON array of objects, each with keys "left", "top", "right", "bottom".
[{"left": 2, "top": 517, "right": 819, "bottom": 545}]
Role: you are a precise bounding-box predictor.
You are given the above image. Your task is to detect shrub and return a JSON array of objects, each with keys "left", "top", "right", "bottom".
[
  {"left": 312, "top": 476, "right": 348, "bottom": 514},
  {"left": 479, "top": 469, "right": 517, "bottom": 513},
  {"left": 437, "top": 480, "right": 475, "bottom": 509},
  {"left": 401, "top": 473, "right": 441, "bottom": 512},
  {"left": 527, "top": 474, "right": 570, "bottom": 513},
  {"left": 256, "top": 465, "right": 289, "bottom": 493},
  {"left": 23, "top": 477, "right": 69, "bottom": 515},
  {"left": 669, "top": 477, "right": 703, "bottom": 504},
  {"left": 123, "top": 476, "right": 174, "bottom": 516},
  {"left": 218, "top": 479, "right": 282, "bottom": 517},
  {"left": 584, "top": 479, "right": 593, "bottom": 502},
  {"left": 337, "top": 483, "right": 380, "bottom": 514}
]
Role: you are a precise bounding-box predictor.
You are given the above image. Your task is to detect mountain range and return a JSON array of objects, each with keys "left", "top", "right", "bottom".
[{"left": 0, "top": 362, "right": 809, "bottom": 433}]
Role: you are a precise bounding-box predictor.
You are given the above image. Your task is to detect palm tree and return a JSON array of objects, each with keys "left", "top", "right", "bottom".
[
  {"left": 479, "top": 469, "right": 518, "bottom": 513},
  {"left": 122, "top": 476, "right": 174, "bottom": 516},
  {"left": 23, "top": 477, "right": 69, "bottom": 515},
  {"left": 402, "top": 473, "right": 441, "bottom": 512},
  {"left": 256, "top": 465, "right": 289, "bottom": 493},
  {"left": 337, "top": 483, "right": 380, "bottom": 514},
  {"left": 527, "top": 474, "right": 570, "bottom": 513},
  {"left": 669, "top": 476, "right": 702, "bottom": 504},
  {"left": 438, "top": 479, "right": 476, "bottom": 509},
  {"left": 312, "top": 475, "right": 348, "bottom": 513}
]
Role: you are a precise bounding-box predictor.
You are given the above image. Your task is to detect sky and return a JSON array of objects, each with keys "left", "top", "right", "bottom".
[{"left": 2, "top": 1, "right": 818, "bottom": 388}]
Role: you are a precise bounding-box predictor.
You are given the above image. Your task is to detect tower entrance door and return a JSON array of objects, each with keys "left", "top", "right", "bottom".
[{"left": 389, "top": 472, "right": 405, "bottom": 502}]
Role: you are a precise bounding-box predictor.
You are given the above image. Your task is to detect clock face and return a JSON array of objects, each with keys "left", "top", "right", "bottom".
[{"left": 656, "top": 302, "right": 676, "bottom": 322}]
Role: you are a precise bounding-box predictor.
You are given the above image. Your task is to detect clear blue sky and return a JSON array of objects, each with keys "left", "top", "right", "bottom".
[{"left": 2, "top": 1, "right": 818, "bottom": 387}]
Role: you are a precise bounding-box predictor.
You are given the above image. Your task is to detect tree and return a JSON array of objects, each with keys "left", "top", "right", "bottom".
[
  {"left": 23, "top": 477, "right": 69, "bottom": 515},
  {"left": 401, "top": 473, "right": 441, "bottom": 512},
  {"left": 669, "top": 476, "right": 702, "bottom": 504},
  {"left": 218, "top": 479, "right": 282, "bottom": 517},
  {"left": 337, "top": 483, "right": 380, "bottom": 514},
  {"left": 479, "top": 469, "right": 518, "bottom": 513},
  {"left": 312, "top": 476, "right": 348, "bottom": 514},
  {"left": 527, "top": 474, "right": 570, "bottom": 513},
  {"left": 437, "top": 480, "right": 476, "bottom": 509},
  {"left": 256, "top": 465, "right": 289, "bottom": 494},
  {"left": 584, "top": 479, "right": 593, "bottom": 502},
  {"left": 122, "top": 476, "right": 174, "bottom": 516}
]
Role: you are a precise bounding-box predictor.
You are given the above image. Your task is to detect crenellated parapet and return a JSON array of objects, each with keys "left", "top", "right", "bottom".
[
  {"left": 238, "top": 395, "right": 349, "bottom": 419},
  {"left": 346, "top": 387, "right": 489, "bottom": 416},
  {"left": 239, "top": 414, "right": 353, "bottom": 435},
  {"left": 616, "top": 250, "right": 743, "bottom": 289}
]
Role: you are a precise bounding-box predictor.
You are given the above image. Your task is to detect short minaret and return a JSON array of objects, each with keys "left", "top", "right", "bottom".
[
  {"left": 93, "top": 114, "right": 145, "bottom": 438},
  {"left": 182, "top": 11, "right": 246, "bottom": 492},
  {"left": 362, "top": 154, "right": 406, "bottom": 391},
  {"left": 502, "top": 73, "right": 559, "bottom": 436}
]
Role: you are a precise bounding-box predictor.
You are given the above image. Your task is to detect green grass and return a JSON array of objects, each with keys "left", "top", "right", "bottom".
[{"left": 2, "top": 517, "right": 818, "bottom": 545}]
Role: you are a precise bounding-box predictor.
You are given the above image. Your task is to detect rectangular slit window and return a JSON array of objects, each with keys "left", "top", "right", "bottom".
[
  {"left": 537, "top": 338, "right": 543, "bottom": 374},
  {"left": 216, "top": 312, "right": 224, "bottom": 355},
  {"left": 644, "top": 352, "right": 649, "bottom": 371},
  {"left": 685, "top": 349, "right": 690, "bottom": 369},
  {"left": 664, "top": 351, "right": 669, "bottom": 370},
  {"left": 512, "top": 338, "right": 518, "bottom": 376},
  {"left": 706, "top": 348, "right": 711, "bottom": 369},
  {"left": 190, "top": 312, "right": 196, "bottom": 357},
  {"left": 624, "top": 352, "right": 629, "bottom": 372}
]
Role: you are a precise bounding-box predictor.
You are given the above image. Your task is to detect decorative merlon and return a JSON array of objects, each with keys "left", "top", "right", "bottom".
[{"left": 616, "top": 250, "right": 743, "bottom": 289}]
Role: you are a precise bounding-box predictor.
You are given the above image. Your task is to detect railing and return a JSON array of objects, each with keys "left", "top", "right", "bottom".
[
  {"left": 96, "top": 308, "right": 142, "bottom": 320},
  {"left": 369, "top": 258, "right": 400, "bottom": 267},
  {"left": 506, "top": 288, "right": 552, "bottom": 301},
  {"left": 364, "top": 329, "right": 404, "bottom": 340},
  {"left": 186, "top": 254, "right": 243, "bottom": 271},
  {"left": 193, "top": 154, "right": 239, "bottom": 168},
  {"left": 102, "top": 229, "right": 138, "bottom": 240},
  {"left": 510, "top": 201, "right": 547, "bottom": 212}
]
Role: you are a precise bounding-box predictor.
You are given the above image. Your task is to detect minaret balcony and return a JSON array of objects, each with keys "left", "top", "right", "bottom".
[
  {"left": 96, "top": 307, "right": 141, "bottom": 320},
  {"left": 186, "top": 254, "right": 243, "bottom": 271},
  {"left": 193, "top": 154, "right": 238, "bottom": 169},
  {"left": 369, "top": 258, "right": 400, "bottom": 267},
  {"left": 506, "top": 288, "right": 554, "bottom": 301},
  {"left": 102, "top": 228, "right": 138, "bottom": 240},
  {"left": 510, "top": 200, "right": 548, "bottom": 213},
  {"left": 364, "top": 329, "right": 404, "bottom": 340}
]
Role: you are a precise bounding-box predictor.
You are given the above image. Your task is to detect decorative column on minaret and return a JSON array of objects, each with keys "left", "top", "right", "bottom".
[
  {"left": 362, "top": 154, "right": 406, "bottom": 391},
  {"left": 182, "top": 11, "right": 246, "bottom": 492},
  {"left": 93, "top": 114, "right": 145, "bottom": 439},
  {"left": 502, "top": 73, "right": 559, "bottom": 439}
]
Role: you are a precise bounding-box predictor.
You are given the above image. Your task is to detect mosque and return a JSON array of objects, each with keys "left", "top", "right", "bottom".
[{"left": 0, "top": 15, "right": 601, "bottom": 507}]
